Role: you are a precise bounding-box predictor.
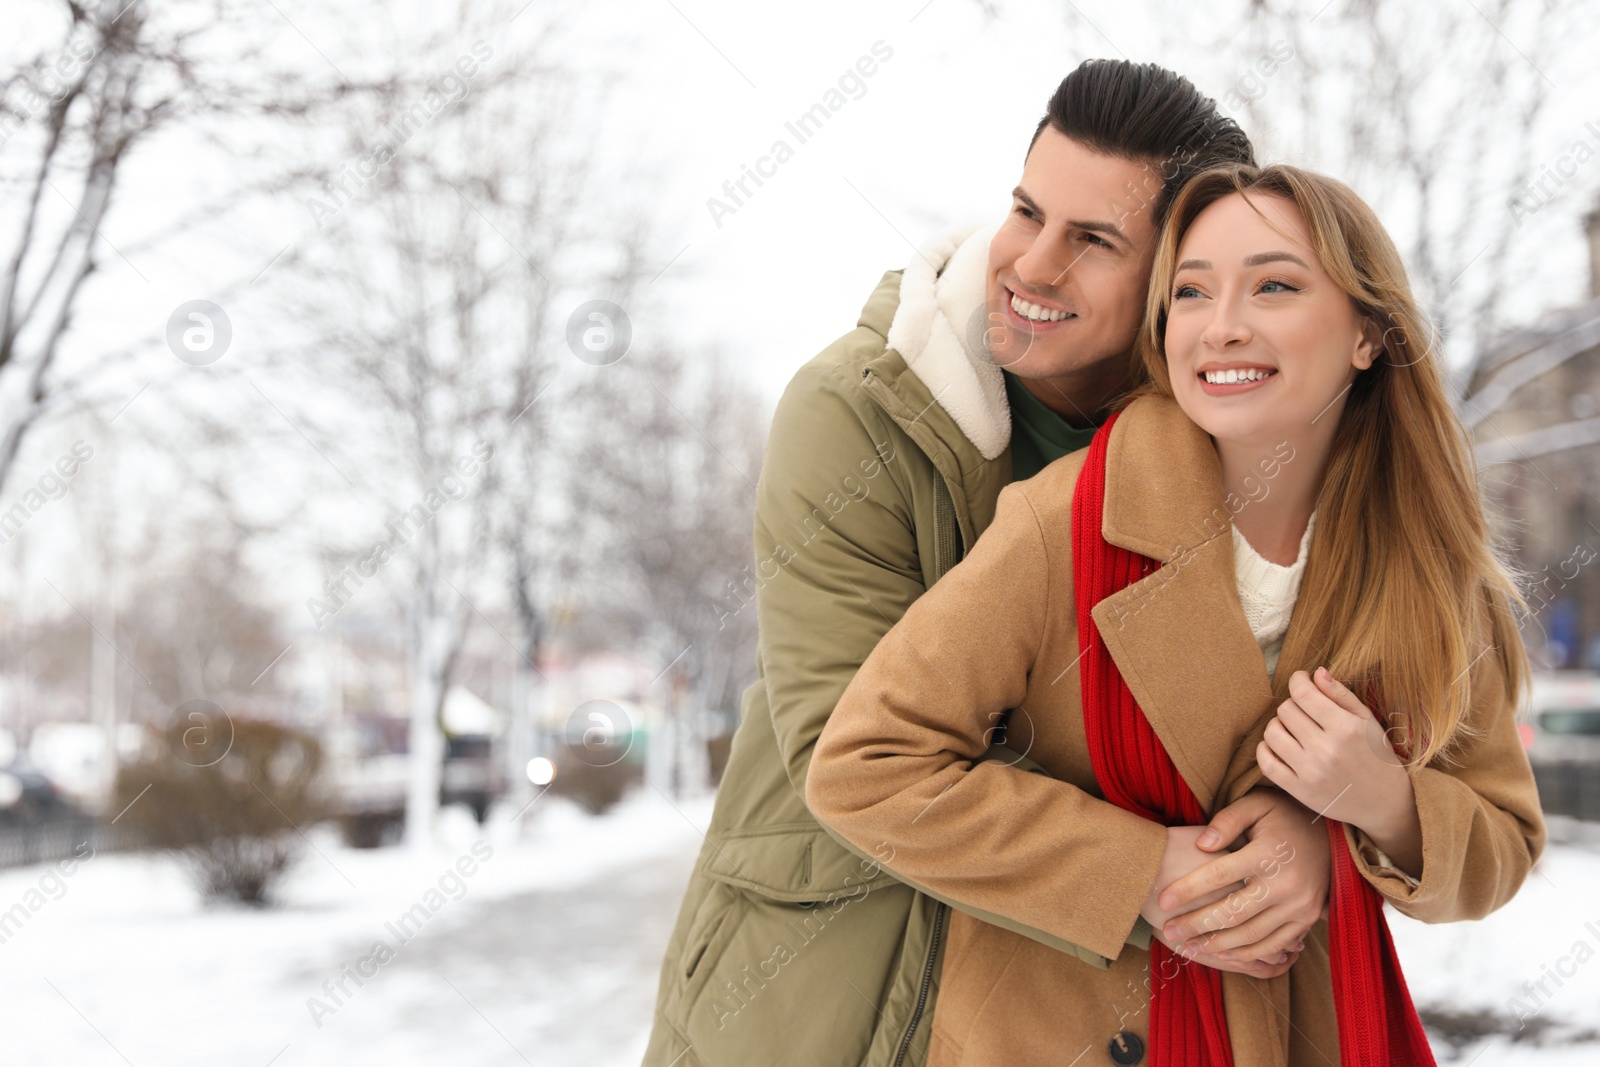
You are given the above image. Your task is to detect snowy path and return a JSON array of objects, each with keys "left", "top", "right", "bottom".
[
  {"left": 375, "top": 827, "right": 695, "bottom": 1065},
  {"left": 0, "top": 789, "right": 708, "bottom": 1067}
]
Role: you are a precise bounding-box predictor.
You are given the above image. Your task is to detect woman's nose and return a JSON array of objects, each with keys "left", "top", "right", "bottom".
[{"left": 1201, "top": 302, "right": 1252, "bottom": 349}]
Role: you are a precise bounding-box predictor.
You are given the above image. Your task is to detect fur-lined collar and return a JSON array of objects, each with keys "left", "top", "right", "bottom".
[{"left": 885, "top": 222, "right": 1010, "bottom": 461}]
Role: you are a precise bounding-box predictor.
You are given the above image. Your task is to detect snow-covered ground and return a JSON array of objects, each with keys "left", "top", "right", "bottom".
[
  {"left": 1, "top": 789, "right": 1596, "bottom": 1065},
  {"left": 0, "top": 787, "right": 711, "bottom": 1066},
  {"left": 1394, "top": 816, "right": 1600, "bottom": 1064}
]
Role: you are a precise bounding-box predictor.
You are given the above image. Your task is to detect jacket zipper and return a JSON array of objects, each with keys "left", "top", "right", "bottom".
[{"left": 892, "top": 901, "right": 948, "bottom": 1067}]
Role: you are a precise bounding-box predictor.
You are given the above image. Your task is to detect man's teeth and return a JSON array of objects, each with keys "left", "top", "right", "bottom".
[
  {"left": 1010, "top": 292, "right": 1072, "bottom": 322},
  {"left": 1203, "top": 368, "right": 1275, "bottom": 384}
]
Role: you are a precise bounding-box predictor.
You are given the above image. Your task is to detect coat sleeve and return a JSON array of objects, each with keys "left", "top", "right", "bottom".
[
  {"left": 1346, "top": 595, "right": 1547, "bottom": 922},
  {"left": 805, "top": 477, "right": 1170, "bottom": 963},
  {"left": 754, "top": 361, "right": 925, "bottom": 802}
]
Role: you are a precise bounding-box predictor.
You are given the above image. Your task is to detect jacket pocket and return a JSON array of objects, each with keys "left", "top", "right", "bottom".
[
  {"left": 679, "top": 878, "right": 749, "bottom": 1004},
  {"left": 672, "top": 825, "right": 921, "bottom": 1067},
  {"left": 699, "top": 821, "right": 902, "bottom": 901}
]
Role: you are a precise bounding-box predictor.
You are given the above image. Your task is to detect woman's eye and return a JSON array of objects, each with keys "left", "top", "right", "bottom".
[
  {"left": 1259, "top": 278, "right": 1301, "bottom": 294},
  {"left": 1172, "top": 284, "right": 1199, "bottom": 299}
]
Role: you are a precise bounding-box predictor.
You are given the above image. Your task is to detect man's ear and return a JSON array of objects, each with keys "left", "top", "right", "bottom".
[{"left": 1352, "top": 314, "right": 1383, "bottom": 371}]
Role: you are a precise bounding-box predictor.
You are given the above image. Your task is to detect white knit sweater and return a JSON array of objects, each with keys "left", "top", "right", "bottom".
[{"left": 1233, "top": 510, "right": 1317, "bottom": 682}]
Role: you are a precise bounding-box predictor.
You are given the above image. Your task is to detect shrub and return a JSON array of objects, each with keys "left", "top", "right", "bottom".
[
  {"left": 112, "top": 716, "right": 326, "bottom": 905},
  {"left": 547, "top": 744, "right": 644, "bottom": 815}
]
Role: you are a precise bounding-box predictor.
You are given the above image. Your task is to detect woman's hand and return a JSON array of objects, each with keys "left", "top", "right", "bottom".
[
  {"left": 1257, "top": 668, "right": 1423, "bottom": 875},
  {"left": 1155, "top": 787, "right": 1330, "bottom": 971}
]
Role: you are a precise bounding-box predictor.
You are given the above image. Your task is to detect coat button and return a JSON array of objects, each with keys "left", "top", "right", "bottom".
[{"left": 1107, "top": 1031, "right": 1144, "bottom": 1065}]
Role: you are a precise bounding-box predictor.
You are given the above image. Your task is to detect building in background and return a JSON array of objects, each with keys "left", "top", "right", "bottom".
[{"left": 1468, "top": 203, "right": 1600, "bottom": 669}]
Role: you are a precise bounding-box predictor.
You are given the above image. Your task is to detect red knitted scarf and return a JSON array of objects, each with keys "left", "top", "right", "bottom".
[{"left": 1072, "top": 411, "right": 1435, "bottom": 1066}]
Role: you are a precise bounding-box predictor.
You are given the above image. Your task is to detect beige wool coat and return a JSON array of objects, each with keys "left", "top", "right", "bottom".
[{"left": 805, "top": 393, "right": 1547, "bottom": 1066}]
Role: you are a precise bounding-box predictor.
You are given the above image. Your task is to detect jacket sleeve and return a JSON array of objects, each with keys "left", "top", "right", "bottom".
[
  {"left": 754, "top": 362, "right": 926, "bottom": 801},
  {"left": 804, "top": 477, "right": 1170, "bottom": 963},
  {"left": 1346, "top": 597, "right": 1547, "bottom": 921},
  {"left": 757, "top": 364, "right": 1151, "bottom": 965}
]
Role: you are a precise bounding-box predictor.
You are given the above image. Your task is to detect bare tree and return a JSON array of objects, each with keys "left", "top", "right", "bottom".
[
  {"left": 0, "top": 1, "right": 165, "bottom": 492},
  {"left": 491, "top": 401, "right": 568, "bottom": 815},
  {"left": 488, "top": 213, "right": 685, "bottom": 809},
  {"left": 9, "top": 492, "right": 294, "bottom": 803},
  {"left": 0, "top": 0, "right": 410, "bottom": 497},
  {"left": 1223, "top": 0, "right": 1578, "bottom": 375},
  {"left": 567, "top": 345, "right": 766, "bottom": 797},
  {"left": 280, "top": 2, "right": 593, "bottom": 845}
]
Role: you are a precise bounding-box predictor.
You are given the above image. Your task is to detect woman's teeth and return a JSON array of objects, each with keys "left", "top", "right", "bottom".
[
  {"left": 1010, "top": 292, "right": 1072, "bottom": 322},
  {"left": 1202, "top": 368, "right": 1274, "bottom": 384}
]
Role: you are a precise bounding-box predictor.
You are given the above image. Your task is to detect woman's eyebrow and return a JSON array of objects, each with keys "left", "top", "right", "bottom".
[
  {"left": 1174, "top": 251, "right": 1311, "bottom": 272},
  {"left": 1243, "top": 251, "right": 1310, "bottom": 268}
]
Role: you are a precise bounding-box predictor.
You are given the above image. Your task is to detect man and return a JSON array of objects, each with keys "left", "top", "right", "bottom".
[{"left": 642, "top": 59, "right": 1326, "bottom": 1067}]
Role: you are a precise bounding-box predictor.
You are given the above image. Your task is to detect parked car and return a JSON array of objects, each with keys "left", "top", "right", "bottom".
[
  {"left": 325, "top": 712, "right": 506, "bottom": 847},
  {"left": 0, "top": 758, "right": 74, "bottom": 826},
  {"left": 0, "top": 749, "right": 94, "bottom": 870},
  {"left": 441, "top": 732, "right": 505, "bottom": 823},
  {"left": 1522, "top": 671, "right": 1600, "bottom": 822},
  {"left": 1524, "top": 672, "right": 1600, "bottom": 762}
]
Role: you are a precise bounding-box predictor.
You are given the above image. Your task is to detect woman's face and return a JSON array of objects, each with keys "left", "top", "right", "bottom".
[{"left": 1163, "top": 191, "right": 1377, "bottom": 448}]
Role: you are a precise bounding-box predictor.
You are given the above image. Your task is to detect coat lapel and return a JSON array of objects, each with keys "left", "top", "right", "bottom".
[{"left": 1087, "top": 396, "right": 1275, "bottom": 814}]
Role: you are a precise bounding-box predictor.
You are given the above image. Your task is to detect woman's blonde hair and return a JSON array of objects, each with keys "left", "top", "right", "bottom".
[{"left": 1132, "top": 163, "right": 1528, "bottom": 765}]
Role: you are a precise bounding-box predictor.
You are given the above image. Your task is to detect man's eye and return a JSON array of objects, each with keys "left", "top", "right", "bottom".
[
  {"left": 1014, "top": 205, "right": 1038, "bottom": 220},
  {"left": 1083, "top": 232, "right": 1110, "bottom": 248}
]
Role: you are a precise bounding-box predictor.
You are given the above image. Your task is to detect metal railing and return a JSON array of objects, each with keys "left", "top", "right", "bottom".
[{"left": 0, "top": 815, "right": 136, "bottom": 870}]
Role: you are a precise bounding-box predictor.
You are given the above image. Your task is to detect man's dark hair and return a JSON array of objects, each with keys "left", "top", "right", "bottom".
[{"left": 1029, "top": 59, "right": 1255, "bottom": 228}]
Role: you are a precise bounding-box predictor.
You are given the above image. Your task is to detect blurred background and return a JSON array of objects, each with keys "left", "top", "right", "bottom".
[{"left": 1, "top": 0, "right": 1599, "bottom": 1063}]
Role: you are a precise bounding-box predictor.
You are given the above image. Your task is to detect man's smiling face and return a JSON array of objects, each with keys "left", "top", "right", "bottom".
[{"left": 984, "top": 126, "right": 1163, "bottom": 416}]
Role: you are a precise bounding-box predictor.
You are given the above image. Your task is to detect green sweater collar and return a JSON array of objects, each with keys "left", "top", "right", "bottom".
[{"left": 1003, "top": 370, "right": 1101, "bottom": 481}]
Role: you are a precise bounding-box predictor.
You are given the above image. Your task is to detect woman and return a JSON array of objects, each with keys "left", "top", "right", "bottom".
[{"left": 804, "top": 163, "right": 1545, "bottom": 1066}]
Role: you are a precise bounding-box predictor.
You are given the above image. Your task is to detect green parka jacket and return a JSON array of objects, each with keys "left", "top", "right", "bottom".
[{"left": 641, "top": 225, "right": 1148, "bottom": 1067}]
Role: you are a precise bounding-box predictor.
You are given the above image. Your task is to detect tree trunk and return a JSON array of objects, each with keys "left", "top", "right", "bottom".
[{"left": 404, "top": 583, "right": 447, "bottom": 849}]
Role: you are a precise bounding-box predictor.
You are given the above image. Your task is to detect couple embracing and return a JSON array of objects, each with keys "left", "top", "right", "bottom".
[{"left": 643, "top": 58, "right": 1544, "bottom": 1067}]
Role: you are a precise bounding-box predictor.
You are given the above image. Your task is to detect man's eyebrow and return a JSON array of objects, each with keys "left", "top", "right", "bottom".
[
  {"left": 1174, "top": 251, "right": 1312, "bottom": 272},
  {"left": 1010, "top": 187, "right": 1129, "bottom": 246},
  {"left": 1072, "top": 218, "right": 1130, "bottom": 245}
]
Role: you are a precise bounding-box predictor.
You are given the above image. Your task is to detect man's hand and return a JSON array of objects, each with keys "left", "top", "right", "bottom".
[
  {"left": 1139, "top": 825, "right": 1300, "bottom": 978},
  {"left": 1156, "top": 787, "right": 1331, "bottom": 968}
]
